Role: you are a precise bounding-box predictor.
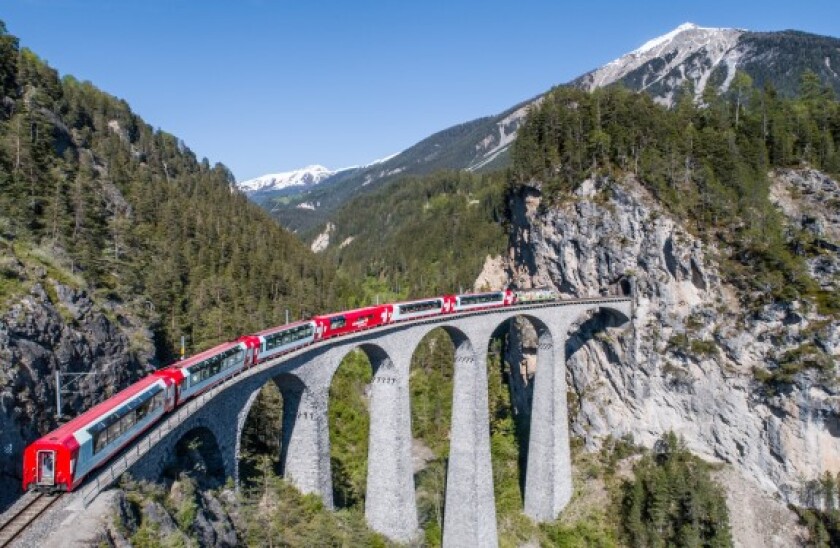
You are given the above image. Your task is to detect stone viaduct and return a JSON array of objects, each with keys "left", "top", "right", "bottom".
[{"left": 78, "top": 297, "right": 632, "bottom": 547}]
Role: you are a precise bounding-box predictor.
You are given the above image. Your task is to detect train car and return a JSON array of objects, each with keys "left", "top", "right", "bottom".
[
  {"left": 453, "top": 289, "right": 515, "bottom": 312},
  {"left": 514, "top": 287, "right": 558, "bottom": 304},
  {"left": 390, "top": 295, "right": 456, "bottom": 322},
  {"left": 156, "top": 338, "right": 259, "bottom": 405},
  {"left": 254, "top": 320, "right": 317, "bottom": 361},
  {"left": 22, "top": 373, "right": 176, "bottom": 493},
  {"left": 314, "top": 304, "right": 392, "bottom": 339}
]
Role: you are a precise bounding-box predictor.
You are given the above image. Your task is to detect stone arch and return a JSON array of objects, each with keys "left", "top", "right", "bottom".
[
  {"left": 565, "top": 305, "right": 631, "bottom": 361},
  {"left": 325, "top": 343, "right": 391, "bottom": 509},
  {"left": 520, "top": 302, "right": 632, "bottom": 522},
  {"left": 235, "top": 373, "right": 308, "bottom": 487},
  {"left": 484, "top": 313, "right": 555, "bottom": 504},
  {"left": 436, "top": 324, "right": 475, "bottom": 366},
  {"left": 406, "top": 326, "right": 458, "bottom": 538},
  {"left": 271, "top": 373, "right": 308, "bottom": 479},
  {"left": 168, "top": 424, "right": 226, "bottom": 488}
]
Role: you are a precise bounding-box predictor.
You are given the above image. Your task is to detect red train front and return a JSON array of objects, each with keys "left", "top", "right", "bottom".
[{"left": 22, "top": 374, "right": 176, "bottom": 493}]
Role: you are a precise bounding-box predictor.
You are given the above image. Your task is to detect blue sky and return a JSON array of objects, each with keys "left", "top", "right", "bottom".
[{"left": 3, "top": 1, "right": 839, "bottom": 181}]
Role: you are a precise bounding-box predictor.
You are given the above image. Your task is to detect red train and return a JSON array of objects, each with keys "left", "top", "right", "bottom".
[{"left": 23, "top": 289, "right": 530, "bottom": 493}]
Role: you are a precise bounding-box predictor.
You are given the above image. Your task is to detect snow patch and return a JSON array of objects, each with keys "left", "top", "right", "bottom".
[
  {"left": 468, "top": 99, "right": 542, "bottom": 172},
  {"left": 632, "top": 22, "right": 699, "bottom": 56},
  {"left": 310, "top": 222, "right": 335, "bottom": 253},
  {"left": 238, "top": 165, "right": 335, "bottom": 194},
  {"left": 582, "top": 23, "right": 745, "bottom": 106},
  {"left": 826, "top": 56, "right": 839, "bottom": 79}
]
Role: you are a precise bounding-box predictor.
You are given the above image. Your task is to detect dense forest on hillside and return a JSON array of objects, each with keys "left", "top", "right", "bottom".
[
  {"left": 0, "top": 22, "right": 353, "bottom": 359},
  {"left": 320, "top": 170, "right": 509, "bottom": 301},
  {"left": 512, "top": 76, "right": 840, "bottom": 318}
]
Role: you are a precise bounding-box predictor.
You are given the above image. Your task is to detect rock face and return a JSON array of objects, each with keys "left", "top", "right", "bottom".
[
  {"left": 0, "top": 270, "right": 155, "bottom": 511},
  {"left": 92, "top": 431, "right": 240, "bottom": 547},
  {"left": 504, "top": 170, "right": 840, "bottom": 505}
]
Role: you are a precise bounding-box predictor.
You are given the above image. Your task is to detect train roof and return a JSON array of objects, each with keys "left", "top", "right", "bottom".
[
  {"left": 394, "top": 296, "right": 448, "bottom": 305},
  {"left": 37, "top": 374, "right": 166, "bottom": 444},
  {"left": 253, "top": 320, "right": 313, "bottom": 337},
  {"left": 313, "top": 304, "right": 389, "bottom": 319},
  {"left": 158, "top": 340, "right": 243, "bottom": 371}
]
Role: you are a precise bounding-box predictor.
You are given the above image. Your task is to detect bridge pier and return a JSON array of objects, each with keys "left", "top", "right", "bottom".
[
  {"left": 364, "top": 347, "right": 418, "bottom": 542},
  {"left": 279, "top": 383, "right": 333, "bottom": 508},
  {"left": 523, "top": 321, "right": 572, "bottom": 521},
  {"left": 443, "top": 331, "right": 498, "bottom": 548}
]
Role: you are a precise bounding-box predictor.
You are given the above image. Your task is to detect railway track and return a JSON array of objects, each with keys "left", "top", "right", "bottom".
[{"left": 0, "top": 492, "right": 61, "bottom": 547}]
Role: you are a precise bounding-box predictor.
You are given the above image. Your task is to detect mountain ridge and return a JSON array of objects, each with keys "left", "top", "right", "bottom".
[{"left": 247, "top": 23, "right": 840, "bottom": 234}]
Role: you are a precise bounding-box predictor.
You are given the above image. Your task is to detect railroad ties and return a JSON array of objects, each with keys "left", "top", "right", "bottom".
[{"left": 0, "top": 492, "right": 61, "bottom": 547}]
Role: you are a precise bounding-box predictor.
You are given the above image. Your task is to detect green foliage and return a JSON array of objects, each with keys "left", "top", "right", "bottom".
[
  {"left": 542, "top": 518, "right": 618, "bottom": 548},
  {"left": 487, "top": 338, "right": 527, "bottom": 524},
  {"left": 328, "top": 350, "right": 372, "bottom": 509},
  {"left": 0, "top": 20, "right": 355, "bottom": 363},
  {"left": 620, "top": 432, "right": 732, "bottom": 547},
  {"left": 174, "top": 477, "right": 198, "bottom": 532},
  {"left": 512, "top": 81, "right": 840, "bottom": 383},
  {"left": 238, "top": 473, "right": 393, "bottom": 547},
  {"left": 410, "top": 329, "right": 455, "bottom": 456},
  {"left": 322, "top": 170, "right": 508, "bottom": 300},
  {"left": 755, "top": 337, "right": 835, "bottom": 389},
  {"left": 239, "top": 382, "right": 284, "bottom": 484},
  {"left": 409, "top": 329, "right": 455, "bottom": 542},
  {"left": 792, "top": 471, "right": 840, "bottom": 546}
]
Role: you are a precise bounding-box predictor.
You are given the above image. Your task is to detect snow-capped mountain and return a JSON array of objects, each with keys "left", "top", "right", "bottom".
[
  {"left": 238, "top": 165, "right": 337, "bottom": 196},
  {"left": 253, "top": 23, "right": 840, "bottom": 233},
  {"left": 576, "top": 23, "right": 744, "bottom": 105}
]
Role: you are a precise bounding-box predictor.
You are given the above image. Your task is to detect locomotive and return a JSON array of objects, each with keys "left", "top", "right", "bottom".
[{"left": 22, "top": 288, "right": 540, "bottom": 493}]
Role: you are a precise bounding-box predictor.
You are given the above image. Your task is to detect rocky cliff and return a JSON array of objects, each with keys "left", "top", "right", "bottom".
[
  {"left": 501, "top": 169, "right": 840, "bottom": 505},
  {"left": 0, "top": 248, "right": 156, "bottom": 511}
]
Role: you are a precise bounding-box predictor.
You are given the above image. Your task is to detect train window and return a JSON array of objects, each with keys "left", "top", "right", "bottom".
[
  {"left": 93, "top": 431, "right": 107, "bottom": 453},
  {"left": 399, "top": 300, "right": 441, "bottom": 314},
  {"left": 460, "top": 293, "right": 502, "bottom": 306},
  {"left": 266, "top": 325, "right": 314, "bottom": 351},
  {"left": 188, "top": 347, "right": 244, "bottom": 386},
  {"left": 330, "top": 316, "right": 346, "bottom": 330},
  {"left": 120, "top": 412, "right": 135, "bottom": 435},
  {"left": 136, "top": 399, "right": 149, "bottom": 421},
  {"left": 107, "top": 421, "right": 120, "bottom": 443}
]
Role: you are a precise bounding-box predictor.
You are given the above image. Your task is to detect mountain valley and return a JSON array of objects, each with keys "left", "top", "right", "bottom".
[{"left": 1, "top": 16, "right": 840, "bottom": 548}]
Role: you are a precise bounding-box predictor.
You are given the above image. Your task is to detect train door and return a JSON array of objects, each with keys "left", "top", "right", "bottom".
[
  {"left": 248, "top": 339, "right": 260, "bottom": 366},
  {"left": 37, "top": 450, "right": 55, "bottom": 486},
  {"left": 165, "top": 382, "right": 176, "bottom": 411}
]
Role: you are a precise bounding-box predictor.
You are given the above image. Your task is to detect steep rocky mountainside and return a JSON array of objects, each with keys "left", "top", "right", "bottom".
[
  {"left": 499, "top": 169, "right": 839, "bottom": 505},
  {"left": 258, "top": 23, "right": 840, "bottom": 234},
  {"left": 0, "top": 246, "right": 156, "bottom": 510},
  {"left": 574, "top": 24, "right": 840, "bottom": 105}
]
